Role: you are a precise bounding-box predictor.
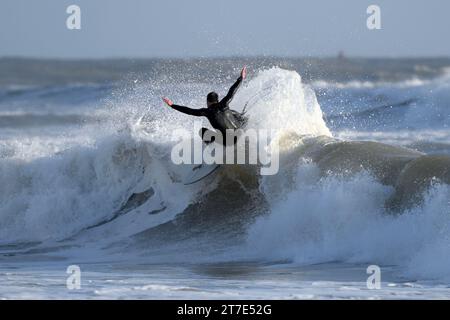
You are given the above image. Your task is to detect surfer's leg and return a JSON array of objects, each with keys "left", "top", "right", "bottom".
[
  {"left": 224, "top": 129, "right": 239, "bottom": 146},
  {"left": 199, "top": 127, "right": 216, "bottom": 144}
]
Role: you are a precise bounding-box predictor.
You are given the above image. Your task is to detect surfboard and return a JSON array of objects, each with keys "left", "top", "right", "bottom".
[{"left": 183, "top": 163, "right": 221, "bottom": 185}]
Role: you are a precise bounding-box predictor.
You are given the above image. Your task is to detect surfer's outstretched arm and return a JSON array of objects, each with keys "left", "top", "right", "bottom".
[
  {"left": 171, "top": 104, "right": 206, "bottom": 117},
  {"left": 220, "top": 66, "right": 247, "bottom": 106},
  {"left": 162, "top": 97, "right": 206, "bottom": 117}
]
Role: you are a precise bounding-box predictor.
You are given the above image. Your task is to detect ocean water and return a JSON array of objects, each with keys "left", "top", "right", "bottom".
[{"left": 0, "top": 57, "right": 449, "bottom": 299}]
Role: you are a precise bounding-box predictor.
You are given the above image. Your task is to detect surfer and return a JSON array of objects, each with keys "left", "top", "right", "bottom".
[{"left": 163, "top": 66, "right": 248, "bottom": 145}]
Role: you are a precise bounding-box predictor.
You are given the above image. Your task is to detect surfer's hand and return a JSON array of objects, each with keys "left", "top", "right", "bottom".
[
  {"left": 162, "top": 97, "right": 173, "bottom": 107},
  {"left": 241, "top": 66, "right": 247, "bottom": 80}
]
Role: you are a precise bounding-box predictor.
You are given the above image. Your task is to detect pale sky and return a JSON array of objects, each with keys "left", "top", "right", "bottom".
[{"left": 1, "top": 0, "right": 449, "bottom": 58}]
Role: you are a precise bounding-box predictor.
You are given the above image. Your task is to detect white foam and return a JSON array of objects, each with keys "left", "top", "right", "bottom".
[
  {"left": 246, "top": 164, "right": 450, "bottom": 282},
  {"left": 312, "top": 77, "right": 428, "bottom": 90},
  {"left": 235, "top": 68, "right": 331, "bottom": 137}
]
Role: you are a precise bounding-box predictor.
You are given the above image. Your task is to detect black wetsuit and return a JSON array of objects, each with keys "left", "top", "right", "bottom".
[{"left": 171, "top": 76, "right": 247, "bottom": 144}]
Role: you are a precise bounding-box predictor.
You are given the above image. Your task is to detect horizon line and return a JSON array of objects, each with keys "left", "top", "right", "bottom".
[{"left": 2, "top": 54, "right": 450, "bottom": 61}]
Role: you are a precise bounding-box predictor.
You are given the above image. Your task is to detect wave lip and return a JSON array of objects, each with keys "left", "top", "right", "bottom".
[{"left": 237, "top": 68, "right": 331, "bottom": 138}]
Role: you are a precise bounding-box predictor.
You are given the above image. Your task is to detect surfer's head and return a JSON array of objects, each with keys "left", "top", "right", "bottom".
[{"left": 207, "top": 92, "right": 219, "bottom": 107}]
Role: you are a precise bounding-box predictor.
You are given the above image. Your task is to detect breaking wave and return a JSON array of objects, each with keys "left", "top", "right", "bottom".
[{"left": 1, "top": 68, "right": 449, "bottom": 283}]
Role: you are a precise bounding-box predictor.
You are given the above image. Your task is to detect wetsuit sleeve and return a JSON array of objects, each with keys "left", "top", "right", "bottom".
[
  {"left": 220, "top": 76, "right": 243, "bottom": 106},
  {"left": 171, "top": 104, "right": 206, "bottom": 117}
]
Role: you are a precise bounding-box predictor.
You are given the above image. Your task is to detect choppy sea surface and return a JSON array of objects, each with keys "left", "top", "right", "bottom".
[{"left": 0, "top": 57, "right": 449, "bottom": 299}]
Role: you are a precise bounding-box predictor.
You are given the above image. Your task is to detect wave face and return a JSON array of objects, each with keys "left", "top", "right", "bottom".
[
  {"left": 1, "top": 59, "right": 450, "bottom": 283},
  {"left": 247, "top": 165, "right": 450, "bottom": 281}
]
